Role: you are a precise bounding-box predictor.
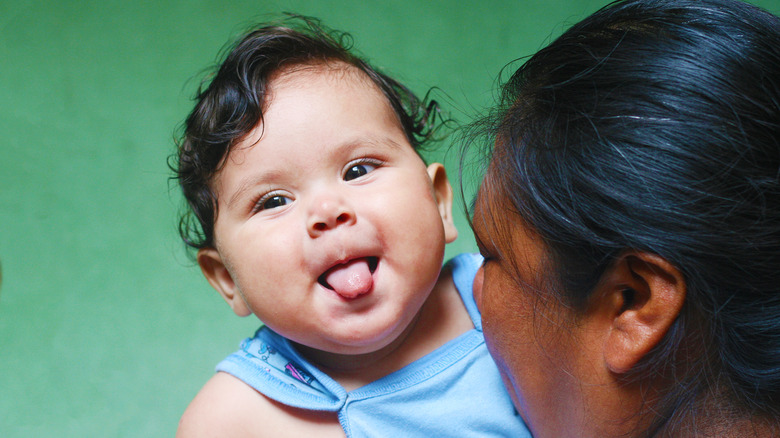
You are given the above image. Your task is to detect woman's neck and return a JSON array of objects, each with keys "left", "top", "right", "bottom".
[{"left": 656, "top": 388, "right": 780, "bottom": 437}]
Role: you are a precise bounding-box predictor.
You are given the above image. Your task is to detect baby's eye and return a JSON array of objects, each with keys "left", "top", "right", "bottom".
[
  {"left": 255, "top": 194, "right": 292, "bottom": 212},
  {"left": 344, "top": 162, "right": 378, "bottom": 181}
]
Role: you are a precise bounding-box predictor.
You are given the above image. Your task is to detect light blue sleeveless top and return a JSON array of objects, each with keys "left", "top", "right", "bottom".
[{"left": 216, "top": 253, "right": 531, "bottom": 437}]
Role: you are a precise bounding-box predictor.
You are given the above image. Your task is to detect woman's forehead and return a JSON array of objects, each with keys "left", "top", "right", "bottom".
[
  {"left": 473, "top": 176, "right": 500, "bottom": 238},
  {"left": 476, "top": 171, "right": 549, "bottom": 262},
  {"left": 473, "top": 175, "right": 516, "bottom": 258}
]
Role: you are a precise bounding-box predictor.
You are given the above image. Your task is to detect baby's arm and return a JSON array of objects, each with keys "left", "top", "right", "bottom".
[{"left": 176, "top": 372, "right": 344, "bottom": 437}]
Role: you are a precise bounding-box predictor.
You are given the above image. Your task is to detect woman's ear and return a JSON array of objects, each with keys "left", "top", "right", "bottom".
[
  {"left": 597, "top": 251, "right": 686, "bottom": 374},
  {"left": 427, "top": 163, "right": 458, "bottom": 243},
  {"left": 197, "top": 248, "right": 252, "bottom": 317}
]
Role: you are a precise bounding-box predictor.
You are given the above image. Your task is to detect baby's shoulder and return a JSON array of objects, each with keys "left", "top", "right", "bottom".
[
  {"left": 440, "top": 253, "right": 483, "bottom": 301},
  {"left": 176, "top": 372, "right": 344, "bottom": 438}
]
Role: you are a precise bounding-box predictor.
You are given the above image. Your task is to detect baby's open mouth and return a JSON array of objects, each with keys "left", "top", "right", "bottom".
[{"left": 318, "top": 256, "right": 378, "bottom": 298}]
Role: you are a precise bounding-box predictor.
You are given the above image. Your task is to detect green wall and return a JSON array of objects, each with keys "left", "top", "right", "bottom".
[{"left": 2, "top": 0, "right": 778, "bottom": 436}]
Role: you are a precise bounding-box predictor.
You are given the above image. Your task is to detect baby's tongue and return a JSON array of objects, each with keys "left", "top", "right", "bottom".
[{"left": 324, "top": 258, "right": 373, "bottom": 299}]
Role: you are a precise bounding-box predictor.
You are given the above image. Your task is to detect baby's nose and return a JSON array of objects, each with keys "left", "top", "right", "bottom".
[{"left": 307, "top": 194, "right": 356, "bottom": 237}]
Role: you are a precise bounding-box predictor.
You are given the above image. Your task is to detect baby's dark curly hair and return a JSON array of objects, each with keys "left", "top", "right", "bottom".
[{"left": 172, "top": 16, "right": 442, "bottom": 251}]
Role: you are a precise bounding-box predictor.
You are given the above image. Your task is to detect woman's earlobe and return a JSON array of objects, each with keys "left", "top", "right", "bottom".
[{"left": 601, "top": 252, "right": 686, "bottom": 374}]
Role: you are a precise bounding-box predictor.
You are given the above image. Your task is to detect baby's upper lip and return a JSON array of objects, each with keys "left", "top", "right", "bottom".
[
  {"left": 313, "top": 242, "right": 381, "bottom": 285},
  {"left": 325, "top": 255, "right": 378, "bottom": 273}
]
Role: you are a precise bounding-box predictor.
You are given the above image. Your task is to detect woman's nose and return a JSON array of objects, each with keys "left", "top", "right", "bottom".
[
  {"left": 473, "top": 265, "right": 484, "bottom": 311},
  {"left": 307, "top": 192, "right": 356, "bottom": 237}
]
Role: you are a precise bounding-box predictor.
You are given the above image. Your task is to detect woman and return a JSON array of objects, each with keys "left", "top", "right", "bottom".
[{"left": 469, "top": 0, "right": 780, "bottom": 436}]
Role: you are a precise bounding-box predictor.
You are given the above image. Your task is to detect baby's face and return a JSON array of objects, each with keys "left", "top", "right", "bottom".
[{"left": 201, "top": 65, "right": 456, "bottom": 355}]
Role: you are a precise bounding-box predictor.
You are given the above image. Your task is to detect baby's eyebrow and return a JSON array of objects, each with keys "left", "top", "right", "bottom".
[
  {"left": 224, "top": 135, "right": 405, "bottom": 208},
  {"left": 226, "top": 168, "right": 284, "bottom": 209},
  {"left": 336, "top": 135, "right": 406, "bottom": 153}
]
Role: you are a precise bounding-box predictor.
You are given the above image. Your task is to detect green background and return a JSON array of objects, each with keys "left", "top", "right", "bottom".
[{"left": 2, "top": 0, "right": 778, "bottom": 436}]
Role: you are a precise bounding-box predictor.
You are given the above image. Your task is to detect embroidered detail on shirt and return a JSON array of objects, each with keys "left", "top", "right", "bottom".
[
  {"left": 239, "top": 337, "right": 320, "bottom": 389},
  {"left": 285, "top": 362, "right": 315, "bottom": 385}
]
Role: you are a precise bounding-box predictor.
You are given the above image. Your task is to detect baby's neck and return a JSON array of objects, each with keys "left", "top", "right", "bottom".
[
  {"left": 295, "top": 310, "right": 422, "bottom": 391},
  {"left": 294, "top": 267, "right": 474, "bottom": 391}
]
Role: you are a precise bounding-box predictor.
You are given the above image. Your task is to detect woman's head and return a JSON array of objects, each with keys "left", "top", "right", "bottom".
[{"left": 471, "top": 0, "right": 780, "bottom": 435}]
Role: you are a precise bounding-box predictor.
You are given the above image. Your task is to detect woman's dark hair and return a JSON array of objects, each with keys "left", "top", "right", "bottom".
[
  {"left": 173, "top": 16, "right": 440, "bottom": 251},
  {"left": 472, "top": 0, "right": 780, "bottom": 431}
]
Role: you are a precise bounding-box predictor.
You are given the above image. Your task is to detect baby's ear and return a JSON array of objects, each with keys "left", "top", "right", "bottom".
[
  {"left": 427, "top": 163, "right": 458, "bottom": 243},
  {"left": 197, "top": 248, "right": 252, "bottom": 317}
]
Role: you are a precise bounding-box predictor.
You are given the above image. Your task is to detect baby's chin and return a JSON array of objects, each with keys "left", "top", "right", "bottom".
[{"left": 292, "top": 313, "right": 420, "bottom": 364}]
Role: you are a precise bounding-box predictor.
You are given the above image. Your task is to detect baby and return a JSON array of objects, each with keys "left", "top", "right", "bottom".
[{"left": 173, "top": 18, "right": 530, "bottom": 438}]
